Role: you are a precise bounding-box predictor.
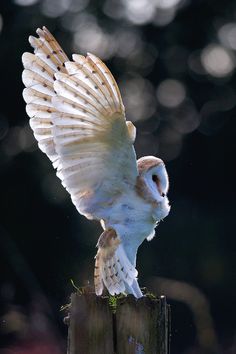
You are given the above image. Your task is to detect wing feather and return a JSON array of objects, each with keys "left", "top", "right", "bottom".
[
  {"left": 22, "top": 27, "right": 69, "bottom": 165},
  {"left": 95, "top": 229, "right": 140, "bottom": 297},
  {"left": 53, "top": 79, "right": 106, "bottom": 117},
  {"left": 86, "top": 53, "right": 124, "bottom": 111},
  {"left": 22, "top": 27, "right": 138, "bottom": 219},
  {"left": 22, "top": 53, "right": 55, "bottom": 83},
  {"left": 65, "top": 60, "right": 114, "bottom": 115}
]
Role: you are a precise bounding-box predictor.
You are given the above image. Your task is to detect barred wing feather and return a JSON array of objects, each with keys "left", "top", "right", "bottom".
[{"left": 22, "top": 27, "right": 69, "bottom": 167}]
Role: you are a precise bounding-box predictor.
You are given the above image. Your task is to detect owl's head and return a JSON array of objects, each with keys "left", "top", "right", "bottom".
[{"left": 137, "top": 156, "right": 170, "bottom": 220}]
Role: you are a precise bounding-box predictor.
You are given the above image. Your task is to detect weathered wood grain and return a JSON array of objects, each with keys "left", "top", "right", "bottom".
[
  {"left": 67, "top": 292, "right": 114, "bottom": 354},
  {"left": 115, "top": 295, "right": 169, "bottom": 354},
  {"left": 67, "top": 290, "right": 170, "bottom": 354}
]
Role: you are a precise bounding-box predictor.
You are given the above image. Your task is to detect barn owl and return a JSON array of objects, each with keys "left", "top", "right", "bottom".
[{"left": 22, "top": 27, "right": 170, "bottom": 298}]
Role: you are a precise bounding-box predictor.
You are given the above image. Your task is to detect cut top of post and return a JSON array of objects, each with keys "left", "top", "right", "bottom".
[{"left": 67, "top": 290, "right": 170, "bottom": 354}]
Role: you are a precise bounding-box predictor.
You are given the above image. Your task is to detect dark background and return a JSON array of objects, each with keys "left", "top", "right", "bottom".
[{"left": 0, "top": 0, "right": 235, "bottom": 353}]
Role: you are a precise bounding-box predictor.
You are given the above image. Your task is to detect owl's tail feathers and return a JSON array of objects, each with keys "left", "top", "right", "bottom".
[{"left": 94, "top": 228, "right": 143, "bottom": 298}]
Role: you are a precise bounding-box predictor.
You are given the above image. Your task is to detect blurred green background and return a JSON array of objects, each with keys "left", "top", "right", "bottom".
[{"left": 0, "top": 0, "right": 235, "bottom": 353}]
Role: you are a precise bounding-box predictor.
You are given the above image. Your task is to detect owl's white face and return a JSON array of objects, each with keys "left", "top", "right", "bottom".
[
  {"left": 137, "top": 156, "right": 170, "bottom": 221},
  {"left": 145, "top": 163, "right": 170, "bottom": 221},
  {"left": 145, "top": 163, "right": 169, "bottom": 201}
]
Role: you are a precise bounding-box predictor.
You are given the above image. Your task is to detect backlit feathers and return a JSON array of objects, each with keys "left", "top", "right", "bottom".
[
  {"left": 22, "top": 27, "right": 170, "bottom": 298},
  {"left": 22, "top": 27, "right": 138, "bottom": 216},
  {"left": 22, "top": 27, "right": 68, "bottom": 165}
]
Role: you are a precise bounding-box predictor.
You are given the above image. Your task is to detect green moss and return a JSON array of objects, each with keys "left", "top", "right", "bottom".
[{"left": 108, "top": 293, "right": 126, "bottom": 313}]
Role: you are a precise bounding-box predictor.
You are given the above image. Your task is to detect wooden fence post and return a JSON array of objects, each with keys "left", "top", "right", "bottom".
[{"left": 66, "top": 289, "right": 170, "bottom": 354}]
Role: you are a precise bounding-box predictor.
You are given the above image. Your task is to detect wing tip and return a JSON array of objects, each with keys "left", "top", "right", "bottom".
[
  {"left": 36, "top": 26, "right": 49, "bottom": 37},
  {"left": 21, "top": 68, "right": 30, "bottom": 86},
  {"left": 28, "top": 35, "right": 38, "bottom": 47},
  {"left": 36, "top": 27, "right": 43, "bottom": 37},
  {"left": 22, "top": 51, "right": 31, "bottom": 66},
  {"left": 86, "top": 52, "right": 95, "bottom": 58},
  {"left": 72, "top": 53, "right": 86, "bottom": 63}
]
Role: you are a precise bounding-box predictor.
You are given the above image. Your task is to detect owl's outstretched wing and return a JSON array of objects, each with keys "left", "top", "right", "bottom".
[{"left": 22, "top": 27, "right": 138, "bottom": 218}]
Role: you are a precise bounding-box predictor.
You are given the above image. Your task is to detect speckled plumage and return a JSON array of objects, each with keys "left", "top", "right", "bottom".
[{"left": 22, "top": 27, "right": 170, "bottom": 298}]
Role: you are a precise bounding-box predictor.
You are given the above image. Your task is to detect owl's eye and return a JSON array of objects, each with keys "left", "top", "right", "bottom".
[
  {"left": 152, "top": 175, "right": 158, "bottom": 183},
  {"left": 152, "top": 175, "right": 165, "bottom": 196}
]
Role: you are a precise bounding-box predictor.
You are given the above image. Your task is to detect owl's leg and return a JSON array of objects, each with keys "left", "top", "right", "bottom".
[{"left": 94, "top": 228, "right": 143, "bottom": 298}]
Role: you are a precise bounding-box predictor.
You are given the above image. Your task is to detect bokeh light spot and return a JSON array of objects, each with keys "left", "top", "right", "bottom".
[
  {"left": 73, "top": 19, "right": 116, "bottom": 59},
  {"left": 157, "top": 79, "right": 186, "bottom": 108},
  {"left": 120, "top": 77, "right": 157, "bottom": 122},
  {"left": 122, "top": 0, "right": 156, "bottom": 25},
  {"left": 201, "top": 44, "right": 235, "bottom": 78},
  {"left": 115, "top": 28, "right": 141, "bottom": 58},
  {"left": 41, "top": 0, "right": 71, "bottom": 18}
]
